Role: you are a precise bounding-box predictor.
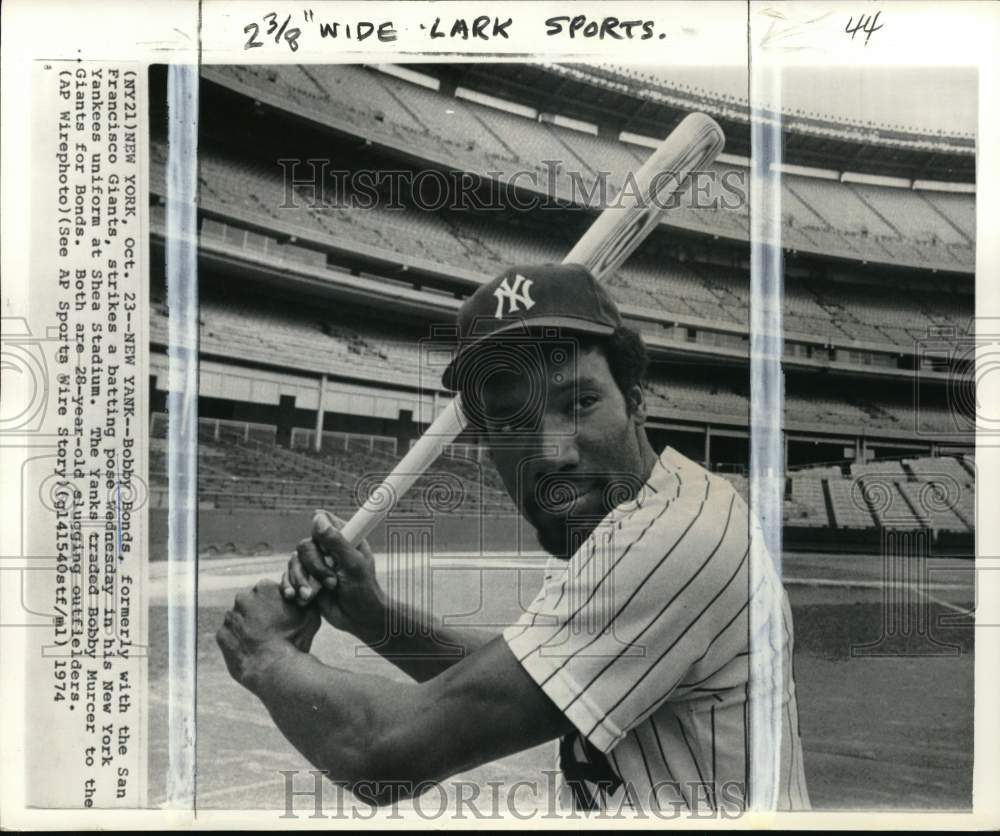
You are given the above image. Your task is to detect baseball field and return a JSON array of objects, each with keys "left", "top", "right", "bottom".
[{"left": 147, "top": 548, "right": 974, "bottom": 813}]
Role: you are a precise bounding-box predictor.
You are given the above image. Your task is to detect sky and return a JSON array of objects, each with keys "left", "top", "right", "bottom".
[{"left": 638, "top": 66, "right": 977, "bottom": 135}]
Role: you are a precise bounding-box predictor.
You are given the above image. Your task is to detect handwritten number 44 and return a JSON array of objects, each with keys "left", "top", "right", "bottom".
[
  {"left": 244, "top": 12, "right": 301, "bottom": 51},
  {"left": 845, "top": 10, "right": 883, "bottom": 45}
]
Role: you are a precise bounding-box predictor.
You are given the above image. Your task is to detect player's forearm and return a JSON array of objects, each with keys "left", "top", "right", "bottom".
[
  {"left": 246, "top": 642, "right": 416, "bottom": 803},
  {"left": 353, "top": 594, "right": 496, "bottom": 683}
]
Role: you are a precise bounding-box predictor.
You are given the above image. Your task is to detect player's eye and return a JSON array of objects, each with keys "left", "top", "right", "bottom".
[{"left": 576, "top": 393, "right": 600, "bottom": 411}]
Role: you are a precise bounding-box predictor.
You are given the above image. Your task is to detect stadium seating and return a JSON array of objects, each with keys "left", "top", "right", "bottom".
[
  {"left": 369, "top": 69, "right": 521, "bottom": 167},
  {"left": 790, "top": 177, "right": 898, "bottom": 239},
  {"left": 150, "top": 418, "right": 514, "bottom": 514},
  {"left": 201, "top": 64, "right": 974, "bottom": 272},
  {"left": 850, "top": 183, "right": 969, "bottom": 245},
  {"left": 902, "top": 455, "right": 975, "bottom": 528},
  {"left": 645, "top": 380, "right": 747, "bottom": 418},
  {"left": 150, "top": 412, "right": 974, "bottom": 534},
  {"left": 556, "top": 129, "right": 647, "bottom": 188},
  {"left": 859, "top": 477, "right": 926, "bottom": 529},
  {"left": 896, "top": 480, "right": 969, "bottom": 532},
  {"left": 149, "top": 288, "right": 437, "bottom": 386},
  {"left": 789, "top": 477, "right": 832, "bottom": 527},
  {"left": 149, "top": 272, "right": 965, "bottom": 437},
  {"left": 470, "top": 105, "right": 570, "bottom": 169},
  {"left": 924, "top": 191, "right": 976, "bottom": 242},
  {"left": 152, "top": 135, "right": 972, "bottom": 351},
  {"left": 154, "top": 126, "right": 975, "bottom": 349},
  {"left": 826, "top": 478, "right": 877, "bottom": 529},
  {"left": 904, "top": 455, "right": 974, "bottom": 485},
  {"left": 601, "top": 375, "right": 961, "bottom": 434}
]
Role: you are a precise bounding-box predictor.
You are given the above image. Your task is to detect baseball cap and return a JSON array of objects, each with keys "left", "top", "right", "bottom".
[{"left": 441, "top": 263, "right": 623, "bottom": 391}]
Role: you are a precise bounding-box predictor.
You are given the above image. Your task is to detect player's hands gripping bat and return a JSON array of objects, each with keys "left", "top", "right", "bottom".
[{"left": 282, "top": 511, "right": 387, "bottom": 632}]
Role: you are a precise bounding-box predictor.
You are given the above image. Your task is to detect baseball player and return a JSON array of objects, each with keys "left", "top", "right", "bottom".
[{"left": 216, "top": 263, "right": 810, "bottom": 813}]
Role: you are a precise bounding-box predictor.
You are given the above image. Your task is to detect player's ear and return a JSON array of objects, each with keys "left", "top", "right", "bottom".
[{"left": 627, "top": 384, "right": 648, "bottom": 426}]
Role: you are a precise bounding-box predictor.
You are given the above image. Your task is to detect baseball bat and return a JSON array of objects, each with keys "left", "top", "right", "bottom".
[{"left": 338, "top": 112, "right": 725, "bottom": 546}]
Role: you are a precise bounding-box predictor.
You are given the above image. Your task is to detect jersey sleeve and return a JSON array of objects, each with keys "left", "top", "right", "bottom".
[{"left": 503, "top": 472, "right": 751, "bottom": 753}]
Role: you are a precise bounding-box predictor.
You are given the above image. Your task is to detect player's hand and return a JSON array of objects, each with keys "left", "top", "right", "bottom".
[
  {"left": 282, "top": 511, "right": 387, "bottom": 641},
  {"left": 216, "top": 579, "right": 321, "bottom": 691}
]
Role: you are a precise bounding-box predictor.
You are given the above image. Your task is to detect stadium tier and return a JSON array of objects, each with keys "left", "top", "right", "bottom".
[
  {"left": 151, "top": 139, "right": 972, "bottom": 353},
  {"left": 904, "top": 454, "right": 975, "bottom": 485},
  {"left": 847, "top": 182, "right": 968, "bottom": 245},
  {"left": 149, "top": 415, "right": 513, "bottom": 514},
  {"left": 554, "top": 126, "right": 646, "bottom": 187},
  {"left": 643, "top": 377, "right": 956, "bottom": 433},
  {"left": 200, "top": 65, "right": 974, "bottom": 272},
  {"left": 148, "top": 415, "right": 973, "bottom": 537},
  {"left": 150, "top": 290, "right": 435, "bottom": 387},
  {"left": 149, "top": 291, "right": 959, "bottom": 435}
]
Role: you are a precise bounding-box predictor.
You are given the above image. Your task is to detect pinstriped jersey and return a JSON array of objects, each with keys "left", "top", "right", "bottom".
[{"left": 503, "top": 446, "right": 810, "bottom": 813}]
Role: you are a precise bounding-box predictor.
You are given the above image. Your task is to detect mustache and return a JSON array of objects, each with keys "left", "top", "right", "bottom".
[
  {"left": 529, "top": 473, "right": 595, "bottom": 515},
  {"left": 527, "top": 472, "right": 646, "bottom": 516}
]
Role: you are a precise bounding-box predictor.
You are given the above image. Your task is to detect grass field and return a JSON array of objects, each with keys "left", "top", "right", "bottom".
[{"left": 147, "top": 550, "right": 974, "bottom": 813}]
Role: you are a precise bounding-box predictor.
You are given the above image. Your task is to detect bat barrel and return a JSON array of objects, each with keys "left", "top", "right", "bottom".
[{"left": 565, "top": 112, "right": 725, "bottom": 279}]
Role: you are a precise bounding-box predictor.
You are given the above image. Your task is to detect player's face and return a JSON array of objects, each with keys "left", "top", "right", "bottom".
[{"left": 480, "top": 344, "right": 649, "bottom": 559}]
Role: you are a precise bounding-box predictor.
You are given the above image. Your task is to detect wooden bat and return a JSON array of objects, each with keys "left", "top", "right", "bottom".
[{"left": 337, "top": 112, "right": 725, "bottom": 547}]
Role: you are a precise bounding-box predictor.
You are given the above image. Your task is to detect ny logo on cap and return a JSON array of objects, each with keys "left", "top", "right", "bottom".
[{"left": 493, "top": 274, "right": 535, "bottom": 319}]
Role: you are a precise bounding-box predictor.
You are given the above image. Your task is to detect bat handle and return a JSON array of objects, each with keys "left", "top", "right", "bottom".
[{"left": 339, "top": 395, "right": 469, "bottom": 546}]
